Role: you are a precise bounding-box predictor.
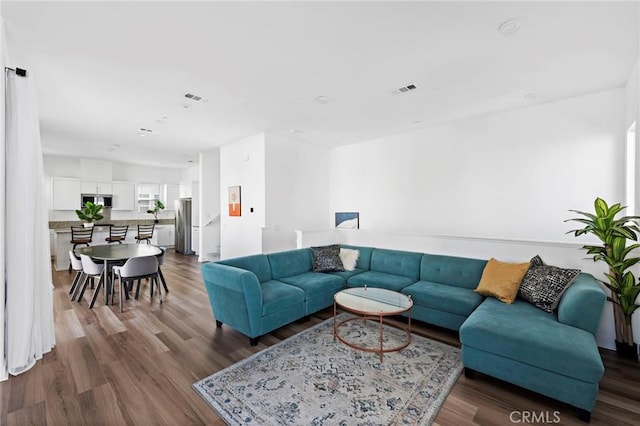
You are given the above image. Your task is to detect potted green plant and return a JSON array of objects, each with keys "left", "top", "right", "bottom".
[
  {"left": 566, "top": 198, "right": 640, "bottom": 359},
  {"left": 146, "top": 200, "right": 165, "bottom": 224},
  {"left": 75, "top": 201, "right": 104, "bottom": 227}
]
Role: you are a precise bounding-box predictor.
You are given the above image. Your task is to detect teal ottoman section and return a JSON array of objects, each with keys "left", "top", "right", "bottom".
[{"left": 460, "top": 277, "right": 606, "bottom": 419}]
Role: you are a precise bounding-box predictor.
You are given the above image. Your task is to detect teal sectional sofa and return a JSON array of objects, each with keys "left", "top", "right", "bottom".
[{"left": 201, "top": 245, "right": 606, "bottom": 421}]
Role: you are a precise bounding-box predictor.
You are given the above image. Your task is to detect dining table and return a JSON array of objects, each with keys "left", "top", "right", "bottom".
[{"left": 75, "top": 243, "right": 162, "bottom": 308}]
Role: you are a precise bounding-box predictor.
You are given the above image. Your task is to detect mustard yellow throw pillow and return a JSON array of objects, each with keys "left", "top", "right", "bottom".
[{"left": 475, "top": 258, "right": 530, "bottom": 304}]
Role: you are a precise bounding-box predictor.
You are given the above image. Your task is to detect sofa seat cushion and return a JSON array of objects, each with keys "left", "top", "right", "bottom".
[
  {"left": 261, "top": 280, "right": 306, "bottom": 316},
  {"left": 460, "top": 298, "right": 604, "bottom": 383},
  {"left": 347, "top": 271, "right": 416, "bottom": 292},
  {"left": 279, "top": 273, "right": 346, "bottom": 298},
  {"left": 402, "top": 281, "right": 484, "bottom": 317},
  {"left": 329, "top": 268, "right": 367, "bottom": 281}
]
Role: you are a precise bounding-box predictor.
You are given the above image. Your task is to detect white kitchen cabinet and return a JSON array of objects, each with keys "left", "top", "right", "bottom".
[
  {"left": 81, "top": 181, "right": 112, "bottom": 195},
  {"left": 51, "top": 177, "right": 81, "bottom": 210},
  {"left": 164, "top": 184, "right": 180, "bottom": 211},
  {"left": 156, "top": 225, "right": 175, "bottom": 247},
  {"left": 112, "top": 182, "right": 135, "bottom": 210}
]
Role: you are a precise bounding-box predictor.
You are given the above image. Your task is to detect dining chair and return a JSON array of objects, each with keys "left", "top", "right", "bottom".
[
  {"left": 112, "top": 255, "right": 160, "bottom": 312},
  {"left": 69, "top": 226, "right": 94, "bottom": 271},
  {"left": 135, "top": 224, "right": 155, "bottom": 244},
  {"left": 75, "top": 254, "right": 105, "bottom": 304},
  {"left": 68, "top": 250, "right": 85, "bottom": 300},
  {"left": 105, "top": 225, "right": 129, "bottom": 244},
  {"left": 156, "top": 246, "right": 169, "bottom": 293}
]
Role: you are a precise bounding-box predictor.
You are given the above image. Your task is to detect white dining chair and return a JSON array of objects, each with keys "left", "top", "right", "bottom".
[
  {"left": 112, "top": 255, "right": 160, "bottom": 313},
  {"left": 68, "top": 250, "right": 85, "bottom": 300},
  {"left": 76, "top": 254, "right": 105, "bottom": 304}
]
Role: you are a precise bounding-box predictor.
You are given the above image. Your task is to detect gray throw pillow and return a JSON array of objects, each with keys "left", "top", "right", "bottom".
[
  {"left": 311, "top": 244, "right": 345, "bottom": 272},
  {"left": 519, "top": 255, "right": 580, "bottom": 313}
]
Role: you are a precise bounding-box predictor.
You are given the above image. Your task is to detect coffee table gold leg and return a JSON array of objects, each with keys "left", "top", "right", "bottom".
[
  {"left": 379, "top": 315, "right": 384, "bottom": 362},
  {"left": 333, "top": 300, "right": 337, "bottom": 342}
]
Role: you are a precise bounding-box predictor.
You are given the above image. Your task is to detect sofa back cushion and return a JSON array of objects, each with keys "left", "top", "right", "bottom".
[
  {"left": 268, "top": 249, "right": 313, "bottom": 280},
  {"left": 341, "top": 245, "right": 374, "bottom": 270},
  {"left": 421, "top": 254, "right": 487, "bottom": 289},
  {"left": 218, "top": 254, "right": 272, "bottom": 283},
  {"left": 370, "top": 248, "right": 422, "bottom": 280}
]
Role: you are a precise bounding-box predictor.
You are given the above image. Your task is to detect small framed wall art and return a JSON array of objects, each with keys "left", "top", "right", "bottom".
[
  {"left": 228, "top": 186, "right": 241, "bottom": 217},
  {"left": 335, "top": 212, "right": 359, "bottom": 229}
]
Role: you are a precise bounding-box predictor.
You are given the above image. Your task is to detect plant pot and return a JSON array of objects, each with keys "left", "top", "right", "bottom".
[
  {"left": 615, "top": 340, "right": 638, "bottom": 360},
  {"left": 83, "top": 222, "right": 94, "bottom": 228}
]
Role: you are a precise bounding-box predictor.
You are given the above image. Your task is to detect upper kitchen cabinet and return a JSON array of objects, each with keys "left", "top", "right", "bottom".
[
  {"left": 51, "top": 177, "right": 81, "bottom": 210},
  {"left": 112, "top": 182, "right": 135, "bottom": 211},
  {"left": 81, "top": 181, "right": 112, "bottom": 195},
  {"left": 164, "top": 184, "right": 180, "bottom": 210},
  {"left": 137, "top": 183, "right": 161, "bottom": 214}
]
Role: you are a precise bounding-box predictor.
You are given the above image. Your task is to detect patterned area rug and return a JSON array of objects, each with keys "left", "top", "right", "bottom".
[{"left": 193, "top": 314, "right": 462, "bottom": 425}]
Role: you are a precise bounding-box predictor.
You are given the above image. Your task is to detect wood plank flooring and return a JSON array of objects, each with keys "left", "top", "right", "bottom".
[{"left": 0, "top": 249, "right": 638, "bottom": 425}]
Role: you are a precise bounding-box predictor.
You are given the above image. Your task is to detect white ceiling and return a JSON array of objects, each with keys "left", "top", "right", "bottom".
[{"left": 2, "top": 1, "right": 638, "bottom": 168}]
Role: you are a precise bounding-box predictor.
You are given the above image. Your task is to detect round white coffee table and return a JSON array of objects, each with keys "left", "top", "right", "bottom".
[{"left": 333, "top": 286, "right": 413, "bottom": 362}]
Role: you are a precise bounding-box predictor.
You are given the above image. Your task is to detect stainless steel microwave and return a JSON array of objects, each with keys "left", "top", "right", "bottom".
[{"left": 81, "top": 194, "right": 112, "bottom": 208}]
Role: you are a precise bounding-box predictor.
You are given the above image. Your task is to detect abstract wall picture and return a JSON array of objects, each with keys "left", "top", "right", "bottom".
[
  {"left": 335, "top": 212, "right": 359, "bottom": 229},
  {"left": 228, "top": 186, "right": 241, "bottom": 217}
]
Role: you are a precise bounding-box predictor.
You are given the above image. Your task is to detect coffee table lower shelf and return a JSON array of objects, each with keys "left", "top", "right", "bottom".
[{"left": 333, "top": 314, "right": 412, "bottom": 362}]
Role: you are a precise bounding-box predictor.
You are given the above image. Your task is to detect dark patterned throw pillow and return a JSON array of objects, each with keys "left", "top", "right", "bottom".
[
  {"left": 311, "top": 244, "right": 345, "bottom": 272},
  {"left": 519, "top": 255, "right": 580, "bottom": 313}
]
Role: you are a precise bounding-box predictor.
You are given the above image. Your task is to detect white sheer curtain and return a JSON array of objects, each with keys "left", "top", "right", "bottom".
[{"left": 3, "top": 68, "right": 55, "bottom": 376}]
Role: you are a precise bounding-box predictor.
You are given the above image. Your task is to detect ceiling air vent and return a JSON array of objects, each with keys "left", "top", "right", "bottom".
[
  {"left": 391, "top": 83, "right": 418, "bottom": 96},
  {"left": 184, "top": 92, "right": 208, "bottom": 103}
]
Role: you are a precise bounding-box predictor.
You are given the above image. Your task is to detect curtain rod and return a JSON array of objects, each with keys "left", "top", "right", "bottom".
[{"left": 4, "top": 67, "right": 27, "bottom": 77}]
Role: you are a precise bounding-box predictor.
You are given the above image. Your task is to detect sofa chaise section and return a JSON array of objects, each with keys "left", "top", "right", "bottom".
[{"left": 459, "top": 273, "right": 606, "bottom": 421}]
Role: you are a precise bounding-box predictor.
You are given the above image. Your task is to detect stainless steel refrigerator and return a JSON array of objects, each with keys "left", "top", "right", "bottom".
[{"left": 175, "top": 198, "right": 195, "bottom": 255}]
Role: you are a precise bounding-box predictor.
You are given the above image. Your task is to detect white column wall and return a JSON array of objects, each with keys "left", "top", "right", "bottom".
[
  {"left": 199, "top": 149, "right": 220, "bottom": 261},
  {"left": 219, "top": 132, "right": 266, "bottom": 259},
  {"left": 264, "top": 133, "right": 330, "bottom": 253}
]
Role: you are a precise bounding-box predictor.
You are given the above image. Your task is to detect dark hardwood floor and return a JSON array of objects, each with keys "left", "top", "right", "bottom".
[{"left": 1, "top": 249, "right": 638, "bottom": 425}]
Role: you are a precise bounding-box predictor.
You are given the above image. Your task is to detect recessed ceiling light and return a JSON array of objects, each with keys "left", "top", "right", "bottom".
[
  {"left": 289, "top": 128, "right": 303, "bottom": 134},
  {"left": 413, "top": 120, "right": 422, "bottom": 124},
  {"left": 524, "top": 92, "right": 540, "bottom": 100},
  {"left": 498, "top": 19, "right": 520, "bottom": 35},
  {"left": 315, "top": 96, "right": 329, "bottom": 104}
]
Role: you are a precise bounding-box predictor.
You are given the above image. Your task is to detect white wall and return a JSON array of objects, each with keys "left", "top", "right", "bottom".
[
  {"left": 199, "top": 149, "right": 220, "bottom": 261},
  {"left": 219, "top": 132, "right": 266, "bottom": 258},
  {"left": 330, "top": 88, "right": 625, "bottom": 242},
  {"left": 263, "top": 133, "right": 330, "bottom": 252}
]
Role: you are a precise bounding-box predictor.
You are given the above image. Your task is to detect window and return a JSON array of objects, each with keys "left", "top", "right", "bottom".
[
  {"left": 137, "top": 183, "right": 160, "bottom": 214},
  {"left": 626, "top": 121, "right": 637, "bottom": 215}
]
